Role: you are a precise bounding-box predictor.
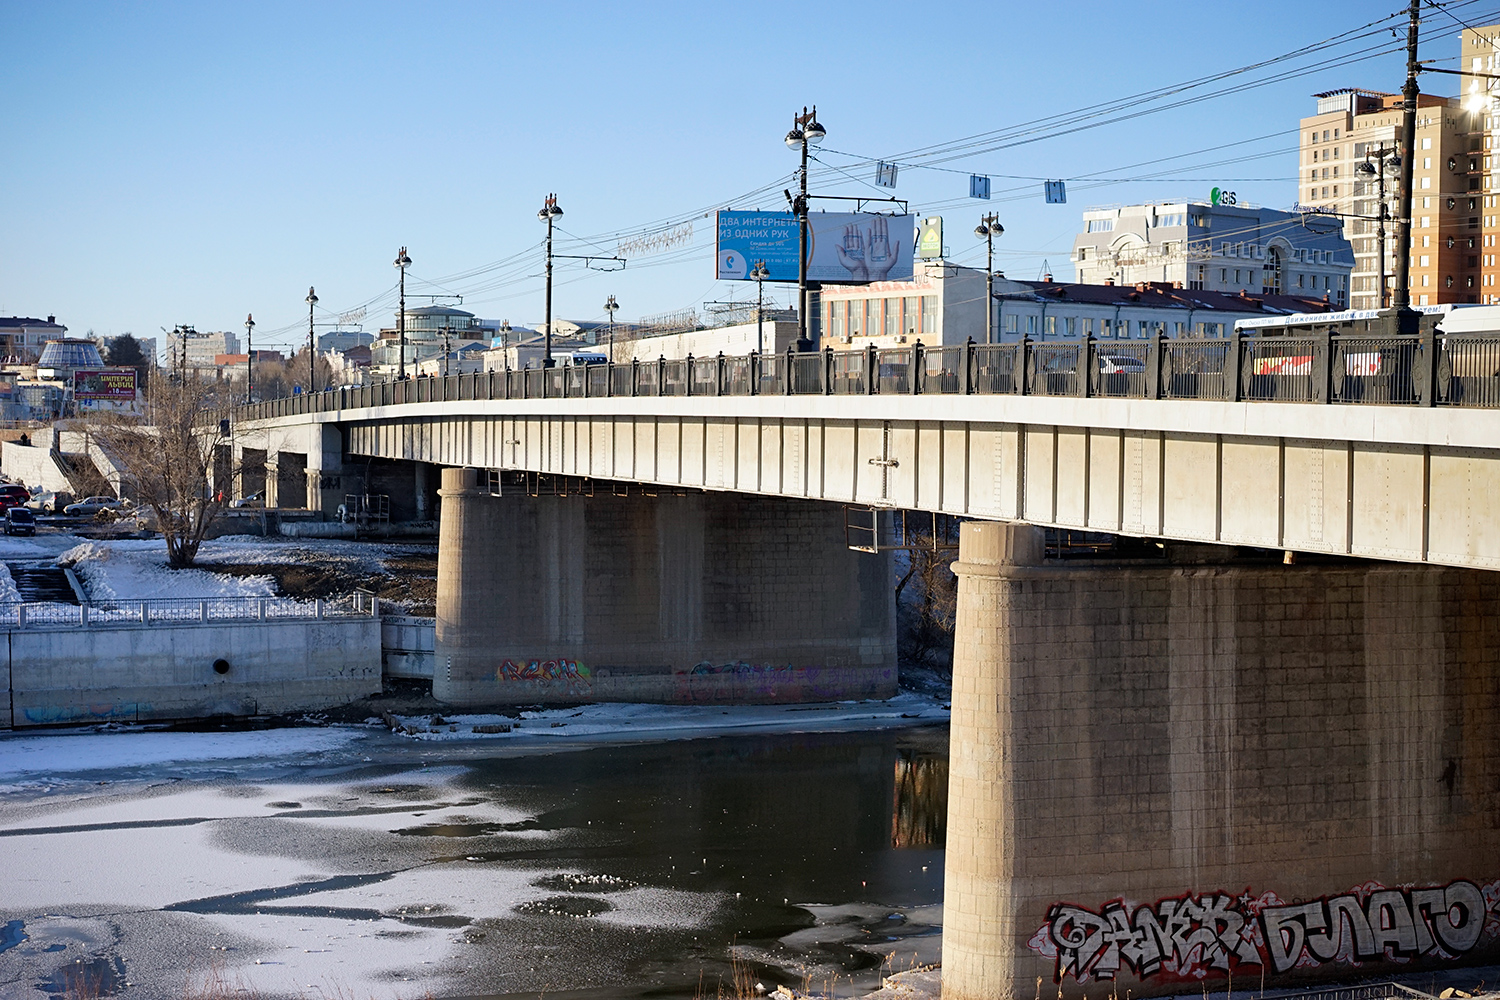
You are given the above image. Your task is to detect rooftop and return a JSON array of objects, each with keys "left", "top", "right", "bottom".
[{"left": 1006, "top": 280, "right": 1339, "bottom": 315}]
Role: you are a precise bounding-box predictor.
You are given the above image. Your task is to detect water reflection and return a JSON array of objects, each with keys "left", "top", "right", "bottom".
[{"left": 892, "top": 750, "right": 949, "bottom": 849}]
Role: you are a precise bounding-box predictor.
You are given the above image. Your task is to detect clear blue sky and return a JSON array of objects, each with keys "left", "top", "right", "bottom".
[{"left": 0, "top": 1, "right": 1471, "bottom": 355}]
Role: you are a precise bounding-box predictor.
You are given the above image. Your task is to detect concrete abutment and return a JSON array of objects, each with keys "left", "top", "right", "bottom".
[
  {"left": 433, "top": 467, "right": 897, "bottom": 705},
  {"left": 942, "top": 521, "right": 1500, "bottom": 1000}
]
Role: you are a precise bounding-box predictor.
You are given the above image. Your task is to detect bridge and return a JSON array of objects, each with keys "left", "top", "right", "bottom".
[{"left": 233, "top": 328, "right": 1500, "bottom": 1000}]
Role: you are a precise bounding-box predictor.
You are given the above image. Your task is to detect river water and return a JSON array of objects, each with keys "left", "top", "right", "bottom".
[{"left": 0, "top": 721, "right": 948, "bottom": 999}]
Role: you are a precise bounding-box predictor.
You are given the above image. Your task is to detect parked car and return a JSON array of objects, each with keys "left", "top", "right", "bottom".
[
  {"left": 0, "top": 484, "right": 30, "bottom": 512},
  {"left": 24, "top": 489, "right": 71, "bottom": 513},
  {"left": 229, "top": 491, "right": 264, "bottom": 509},
  {"left": 63, "top": 495, "right": 129, "bottom": 517},
  {"left": 1097, "top": 354, "right": 1147, "bottom": 375},
  {"left": 4, "top": 507, "right": 36, "bottom": 536}
]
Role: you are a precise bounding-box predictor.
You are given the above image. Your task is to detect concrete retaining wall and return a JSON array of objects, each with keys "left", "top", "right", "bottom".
[
  {"left": 1, "top": 436, "right": 70, "bottom": 492},
  {"left": 942, "top": 522, "right": 1500, "bottom": 1000},
  {"left": 4, "top": 617, "right": 382, "bottom": 727}
]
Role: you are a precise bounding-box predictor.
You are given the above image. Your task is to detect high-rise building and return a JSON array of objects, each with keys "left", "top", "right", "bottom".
[
  {"left": 1301, "top": 88, "right": 1476, "bottom": 310},
  {"left": 1462, "top": 24, "right": 1500, "bottom": 304}
]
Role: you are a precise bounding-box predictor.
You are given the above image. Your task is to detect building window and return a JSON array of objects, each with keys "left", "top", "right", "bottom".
[
  {"left": 921, "top": 296, "right": 937, "bottom": 335},
  {"left": 1025, "top": 315, "right": 1037, "bottom": 335},
  {"left": 884, "top": 299, "right": 899, "bottom": 338},
  {"left": 829, "top": 301, "right": 845, "bottom": 339},
  {"left": 1086, "top": 219, "right": 1114, "bottom": 233},
  {"left": 1083, "top": 317, "right": 1094, "bottom": 336},
  {"left": 1063, "top": 316, "right": 1077, "bottom": 337},
  {"left": 1045, "top": 315, "right": 1057, "bottom": 336},
  {"left": 904, "top": 297, "right": 918, "bottom": 335},
  {"left": 848, "top": 300, "right": 863, "bottom": 336},
  {"left": 1004, "top": 314, "right": 1018, "bottom": 334}
]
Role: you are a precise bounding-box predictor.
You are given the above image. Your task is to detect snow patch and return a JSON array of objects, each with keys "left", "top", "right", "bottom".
[{"left": 55, "top": 540, "right": 275, "bottom": 601}]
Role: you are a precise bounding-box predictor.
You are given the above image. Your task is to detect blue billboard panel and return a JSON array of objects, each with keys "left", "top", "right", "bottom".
[{"left": 717, "top": 211, "right": 914, "bottom": 284}]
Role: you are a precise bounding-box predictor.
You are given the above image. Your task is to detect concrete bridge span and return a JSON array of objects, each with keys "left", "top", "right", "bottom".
[{"left": 229, "top": 342, "right": 1500, "bottom": 998}]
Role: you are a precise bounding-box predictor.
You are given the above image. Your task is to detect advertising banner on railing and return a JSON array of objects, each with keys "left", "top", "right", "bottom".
[
  {"left": 716, "top": 211, "right": 914, "bottom": 284},
  {"left": 73, "top": 368, "right": 137, "bottom": 400}
]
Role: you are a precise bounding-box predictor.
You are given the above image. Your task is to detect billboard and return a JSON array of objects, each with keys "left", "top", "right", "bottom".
[
  {"left": 917, "top": 216, "right": 944, "bottom": 259},
  {"left": 73, "top": 369, "right": 138, "bottom": 400},
  {"left": 717, "top": 211, "right": 913, "bottom": 284}
]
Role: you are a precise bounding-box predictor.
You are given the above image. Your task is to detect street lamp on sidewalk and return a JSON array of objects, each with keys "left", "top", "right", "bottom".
[
  {"left": 539, "top": 194, "right": 564, "bottom": 367},
  {"left": 975, "top": 214, "right": 1004, "bottom": 343},
  {"left": 1357, "top": 146, "right": 1399, "bottom": 309},
  {"left": 784, "top": 106, "right": 825, "bottom": 350},
  {"left": 394, "top": 247, "right": 412, "bottom": 379}
]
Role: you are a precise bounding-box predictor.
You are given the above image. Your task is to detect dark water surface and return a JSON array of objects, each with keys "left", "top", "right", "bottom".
[{"left": 0, "top": 723, "right": 949, "bottom": 999}]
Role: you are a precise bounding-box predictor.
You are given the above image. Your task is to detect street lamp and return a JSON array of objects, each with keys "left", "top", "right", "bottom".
[
  {"left": 538, "top": 194, "right": 564, "bottom": 367},
  {"left": 394, "top": 247, "right": 412, "bottom": 380},
  {"left": 749, "top": 260, "right": 770, "bottom": 354},
  {"left": 1357, "top": 147, "right": 1400, "bottom": 308},
  {"left": 305, "top": 286, "right": 318, "bottom": 393},
  {"left": 244, "top": 313, "right": 255, "bottom": 403},
  {"left": 603, "top": 294, "right": 619, "bottom": 363},
  {"left": 784, "top": 105, "right": 825, "bottom": 351},
  {"left": 975, "top": 214, "right": 1005, "bottom": 344}
]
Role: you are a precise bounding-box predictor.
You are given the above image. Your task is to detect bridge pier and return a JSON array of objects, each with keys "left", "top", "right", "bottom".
[
  {"left": 433, "top": 467, "right": 896, "bottom": 705},
  {"left": 943, "top": 521, "right": 1500, "bottom": 1000}
]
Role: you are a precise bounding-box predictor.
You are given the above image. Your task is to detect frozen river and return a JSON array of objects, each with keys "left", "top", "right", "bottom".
[{"left": 0, "top": 718, "right": 948, "bottom": 999}]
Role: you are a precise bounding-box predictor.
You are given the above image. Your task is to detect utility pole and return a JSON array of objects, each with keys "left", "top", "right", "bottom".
[
  {"left": 441, "top": 322, "right": 452, "bottom": 378},
  {"left": 244, "top": 313, "right": 255, "bottom": 403},
  {"left": 305, "top": 286, "right": 319, "bottom": 392},
  {"left": 975, "top": 214, "right": 1004, "bottom": 343},
  {"left": 1391, "top": 0, "right": 1420, "bottom": 328},
  {"left": 538, "top": 194, "right": 563, "bottom": 367},
  {"left": 394, "top": 247, "right": 412, "bottom": 379},
  {"left": 604, "top": 295, "right": 619, "bottom": 363},
  {"left": 785, "top": 107, "right": 825, "bottom": 351}
]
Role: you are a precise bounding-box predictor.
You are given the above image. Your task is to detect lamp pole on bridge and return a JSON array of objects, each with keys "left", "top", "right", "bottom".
[
  {"left": 604, "top": 294, "right": 619, "bottom": 363},
  {"left": 975, "top": 214, "right": 1004, "bottom": 344},
  {"left": 750, "top": 260, "right": 770, "bottom": 355},
  {"left": 784, "top": 106, "right": 825, "bottom": 351},
  {"left": 394, "top": 247, "right": 412, "bottom": 380},
  {"left": 243, "top": 313, "right": 254, "bottom": 404},
  {"left": 539, "top": 194, "right": 563, "bottom": 368},
  {"left": 305, "top": 287, "right": 319, "bottom": 393}
]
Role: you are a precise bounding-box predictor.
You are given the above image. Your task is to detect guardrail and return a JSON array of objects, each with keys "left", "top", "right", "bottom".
[
  {"left": 235, "top": 332, "right": 1500, "bottom": 422},
  {"left": 0, "top": 593, "right": 378, "bottom": 630}
]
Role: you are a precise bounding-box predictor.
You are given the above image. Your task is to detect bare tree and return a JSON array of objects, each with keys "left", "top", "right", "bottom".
[{"left": 93, "top": 373, "right": 237, "bottom": 568}]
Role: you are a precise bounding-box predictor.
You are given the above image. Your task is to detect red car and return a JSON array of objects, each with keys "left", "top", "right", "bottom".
[{"left": 0, "top": 485, "right": 30, "bottom": 512}]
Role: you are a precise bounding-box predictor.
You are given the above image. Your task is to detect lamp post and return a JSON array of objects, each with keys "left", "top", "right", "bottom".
[
  {"left": 394, "top": 247, "right": 412, "bottom": 380},
  {"left": 974, "top": 214, "right": 1005, "bottom": 343},
  {"left": 305, "top": 287, "right": 318, "bottom": 393},
  {"left": 1357, "top": 146, "right": 1400, "bottom": 309},
  {"left": 243, "top": 313, "right": 255, "bottom": 403},
  {"left": 784, "top": 106, "right": 825, "bottom": 351},
  {"left": 538, "top": 194, "right": 563, "bottom": 367},
  {"left": 750, "top": 260, "right": 770, "bottom": 354},
  {"left": 1391, "top": 0, "right": 1419, "bottom": 321},
  {"left": 604, "top": 294, "right": 619, "bottom": 363}
]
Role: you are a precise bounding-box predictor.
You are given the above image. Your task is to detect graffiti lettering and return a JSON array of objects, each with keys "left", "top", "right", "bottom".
[
  {"left": 495, "top": 659, "right": 591, "bottom": 694},
  {"left": 1029, "top": 880, "right": 1500, "bottom": 985}
]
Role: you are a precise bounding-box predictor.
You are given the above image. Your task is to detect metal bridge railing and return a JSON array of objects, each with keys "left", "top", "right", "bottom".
[
  {"left": 235, "top": 333, "right": 1500, "bottom": 422},
  {"left": 0, "top": 594, "right": 378, "bottom": 630}
]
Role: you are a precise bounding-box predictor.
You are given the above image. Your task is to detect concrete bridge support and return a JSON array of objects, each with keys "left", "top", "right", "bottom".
[
  {"left": 943, "top": 522, "right": 1500, "bottom": 1000},
  {"left": 433, "top": 467, "right": 896, "bottom": 705}
]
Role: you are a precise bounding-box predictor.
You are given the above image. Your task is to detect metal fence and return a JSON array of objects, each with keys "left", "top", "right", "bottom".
[
  {"left": 237, "top": 333, "right": 1500, "bottom": 422},
  {"left": 0, "top": 594, "right": 377, "bottom": 630}
]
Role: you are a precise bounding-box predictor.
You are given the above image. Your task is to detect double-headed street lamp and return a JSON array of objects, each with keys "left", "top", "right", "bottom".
[
  {"left": 394, "top": 247, "right": 412, "bottom": 379},
  {"left": 305, "top": 287, "right": 319, "bottom": 393},
  {"left": 539, "top": 194, "right": 564, "bottom": 367},
  {"left": 603, "top": 294, "right": 619, "bottom": 363},
  {"left": 784, "top": 106, "right": 825, "bottom": 350},
  {"left": 750, "top": 259, "right": 770, "bottom": 354},
  {"left": 975, "top": 214, "right": 1004, "bottom": 344},
  {"left": 243, "top": 313, "right": 255, "bottom": 403},
  {"left": 1357, "top": 146, "right": 1400, "bottom": 309}
]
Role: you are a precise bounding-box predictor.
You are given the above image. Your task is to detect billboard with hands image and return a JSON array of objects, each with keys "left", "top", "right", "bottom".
[{"left": 717, "top": 210, "right": 913, "bottom": 283}]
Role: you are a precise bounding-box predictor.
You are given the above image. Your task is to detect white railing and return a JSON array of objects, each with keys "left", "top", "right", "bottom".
[{"left": 0, "top": 593, "right": 378, "bottom": 630}]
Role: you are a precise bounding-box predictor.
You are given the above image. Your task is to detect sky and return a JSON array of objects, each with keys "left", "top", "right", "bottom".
[{"left": 0, "top": 0, "right": 1485, "bottom": 356}]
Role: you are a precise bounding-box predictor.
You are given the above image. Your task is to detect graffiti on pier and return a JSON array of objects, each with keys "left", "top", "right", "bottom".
[
  {"left": 1028, "top": 879, "right": 1500, "bottom": 985},
  {"left": 672, "top": 662, "right": 891, "bottom": 703},
  {"left": 495, "top": 659, "right": 591, "bottom": 694}
]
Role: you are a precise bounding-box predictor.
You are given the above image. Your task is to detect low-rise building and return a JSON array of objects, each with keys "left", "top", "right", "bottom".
[
  {"left": 1071, "top": 201, "right": 1354, "bottom": 305},
  {"left": 0, "top": 315, "right": 67, "bottom": 362}
]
